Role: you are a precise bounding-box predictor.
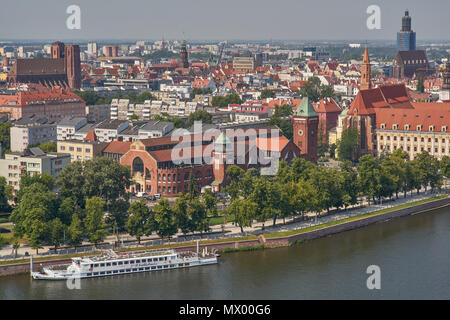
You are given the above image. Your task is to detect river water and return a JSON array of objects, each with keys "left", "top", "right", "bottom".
[{"left": 1, "top": 207, "right": 449, "bottom": 299}]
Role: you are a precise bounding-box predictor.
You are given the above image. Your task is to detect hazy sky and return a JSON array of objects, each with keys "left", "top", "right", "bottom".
[{"left": 1, "top": 0, "right": 449, "bottom": 41}]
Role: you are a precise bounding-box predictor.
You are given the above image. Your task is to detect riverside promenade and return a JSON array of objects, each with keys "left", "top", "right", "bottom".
[{"left": 1, "top": 189, "right": 448, "bottom": 261}]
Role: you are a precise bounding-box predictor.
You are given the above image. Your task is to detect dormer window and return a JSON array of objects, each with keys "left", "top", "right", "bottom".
[
  {"left": 404, "top": 124, "right": 410, "bottom": 130},
  {"left": 417, "top": 125, "right": 422, "bottom": 131},
  {"left": 392, "top": 124, "right": 398, "bottom": 130},
  {"left": 429, "top": 125, "right": 435, "bottom": 132},
  {"left": 443, "top": 126, "right": 448, "bottom": 132},
  {"left": 380, "top": 123, "right": 386, "bottom": 129}
]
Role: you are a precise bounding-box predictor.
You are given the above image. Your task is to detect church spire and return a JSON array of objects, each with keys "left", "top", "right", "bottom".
[{"left": 360, "top": 46, "right": 372, "bottom": 90}]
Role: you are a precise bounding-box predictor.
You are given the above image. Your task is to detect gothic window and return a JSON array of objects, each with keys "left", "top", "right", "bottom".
[{"left": 132, "top": 157, "right": 144, "bottom": 174}]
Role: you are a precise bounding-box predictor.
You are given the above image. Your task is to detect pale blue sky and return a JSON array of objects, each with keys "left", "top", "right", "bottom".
[{"left": 1, "top": 0, "right": 449, "bottom": 41}]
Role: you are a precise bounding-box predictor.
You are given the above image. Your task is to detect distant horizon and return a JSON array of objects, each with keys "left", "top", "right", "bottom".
[{"left": 1, "top": 0, "right": 449, "bottom": 42}]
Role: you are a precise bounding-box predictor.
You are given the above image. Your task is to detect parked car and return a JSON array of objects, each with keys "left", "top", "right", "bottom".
[
  {"left": 136, "top": 192, "right": 145, "bottom": 198},
  {"left": 154, "top": 193, "right": 161, "bottom": 200}
]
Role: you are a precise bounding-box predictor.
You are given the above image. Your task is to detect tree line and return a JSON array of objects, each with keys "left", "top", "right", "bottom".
[
  {"left": 5, "top": 151, "right": 449, "bottom": 252},
  {"left": 223, "top": 150, "right": 449, "bottom": 233}
]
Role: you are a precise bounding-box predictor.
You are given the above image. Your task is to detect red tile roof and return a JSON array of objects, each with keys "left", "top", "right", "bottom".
[{"left": 103, "top": 141, "right": 132, "bottom": 154}]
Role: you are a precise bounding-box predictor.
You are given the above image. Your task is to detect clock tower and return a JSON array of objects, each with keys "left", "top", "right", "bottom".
[{"left": 292, "top": 97, "right": 319, "bottom": 162}]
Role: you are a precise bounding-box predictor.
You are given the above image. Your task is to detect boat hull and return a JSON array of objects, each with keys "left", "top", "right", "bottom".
[{"left": 32, "top": 257, "right": 218, "bottom": 280}]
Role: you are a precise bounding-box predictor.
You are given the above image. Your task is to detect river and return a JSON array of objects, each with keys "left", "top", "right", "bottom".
[{"left": 1, "top": 206, "right": 449, "bottom": 299}]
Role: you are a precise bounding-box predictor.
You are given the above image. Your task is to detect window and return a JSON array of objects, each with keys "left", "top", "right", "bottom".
[
  {"left": 60, "top": 146, "right": 66, "bottom": 150},
  {"left": 77, "top": 148, "right": 82, "bottom": 152}
]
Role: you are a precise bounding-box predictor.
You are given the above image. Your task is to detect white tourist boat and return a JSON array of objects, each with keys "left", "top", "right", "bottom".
[{"left": 31, "top": 247, "right": 218, "bottom": 280}]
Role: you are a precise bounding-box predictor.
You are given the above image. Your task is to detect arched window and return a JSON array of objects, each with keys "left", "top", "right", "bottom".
[
  {"left": 195, "top": 171, "right": 202, "bottom": 179},
  {"left": 163, "top": 174, "right": 166, "bottom": 182},
  {"left": 145, "top": 168, "right": 151, "bottom": 180},
  {"left": 167, "top": 174, "right": 171, "bottom": 182},
  {"left": 132, "top": 157, "right": 144, "bottom": 174}
]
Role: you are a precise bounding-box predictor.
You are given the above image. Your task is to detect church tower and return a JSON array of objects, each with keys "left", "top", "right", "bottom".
[
  {"left": 180, "top": 40, "right": 189, "bottom": 68},
  {"left": 292, "top": 97, "right": 319, "bottom": 162},
  {"left": 360, "top": 47, "right": 372, "bottom": 90}
]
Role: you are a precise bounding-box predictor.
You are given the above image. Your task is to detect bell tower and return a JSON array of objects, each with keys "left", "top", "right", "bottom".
[
  {"left": 360, "top": 47, "right": 372, "bottom": 90},
  {"left": 292, "top": 97, "right": 319, "bottom": 162}
]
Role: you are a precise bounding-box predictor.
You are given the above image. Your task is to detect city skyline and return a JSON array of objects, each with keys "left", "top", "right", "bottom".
[{"left": 1, "top": 0, "right": 450, "bottom": 41}]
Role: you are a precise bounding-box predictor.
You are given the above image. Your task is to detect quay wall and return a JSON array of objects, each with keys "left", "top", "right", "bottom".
[{"left": 1, "top": 196, "right": 449, "bottom": 277}]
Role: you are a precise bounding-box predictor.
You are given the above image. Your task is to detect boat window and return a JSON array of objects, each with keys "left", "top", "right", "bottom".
[
  {"left": 120, "top": 270, "right": 124, "bottom": 273},
  {"left": 145, "top": 267, "right": 150, "bottom": 270},
  {"left": 100, "top": 263, "right": 105, "bottom": 267},
  {"left": 164, "top": 257, "right": 167, "bottom": 261},
  {"left": 126, "top": 269, "right": 131, "bottom": 272},
  {"left": 113, "top": 270, "right": 118, "bottom": 274},
  {"left": 124, "top": 261, "right": 129, "bottom": 264},
  {"left": 130, "top": 260, "right": 135, "bottom": 264},
  {"left": 93, "top": 272, "right": 99, "bottom": 275},
  {"left": 133, "top": 268, "right": 137, "bottom": 272},
  {"left": 90, "top": 264, "right": 93, "bottom": 268},
  {"left": 135, "top": 260, "right": 140, "bottom": 264},
  {"left": 164, "top": 265, "right": 168, "bottom": 268},
  {"left": 100, "top": 272, "right": 105, "bottom": 275},
  {"left": 118, "top": 261, "right": 123, "bottom": 265},
  {"left": 151, "top": 266, "right": 156, "bottom": 270},
  {"left": 106, "top": 263, "right": 111, "bottom": 267},
  {"left": 157, "top": 266, "right": 162, "bottom": 269},
  {"left": 139, "top": 268, "right": 144, "bottom": 271},
  {"left": 112, "top": 262, "right": 117, "bottom": 266},
  {"left": 159, "top": 257, "right": 163, "bottom": 261},
  {"left": 106, "top": 271, "right": 112, "bottom": 274},
  {"left": 170, "top": 264, "right": 175, "bottom": 267}
]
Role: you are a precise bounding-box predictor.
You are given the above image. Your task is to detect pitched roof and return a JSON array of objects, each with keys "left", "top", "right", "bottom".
[
  {"left": 102, "top": 141, "right": 132, "bottom": 155},
  {"left": 293, "top": 96, "right": 318, "bottom": 117}
]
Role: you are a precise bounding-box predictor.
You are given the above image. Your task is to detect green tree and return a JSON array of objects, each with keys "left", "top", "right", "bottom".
[
  {"left": 10, "top": 183, "right": 58, "bottom": 240},
  {"left": 186, "top": 171, "right": 200, "bottom": 201},
  {"left": 227, "top": 198, "right": 257, "bottom": 233},
  {"left": 126, "top": 200, "right": 151, "bottom": 244},
  {"left": 225, "top": 165, "right": 245, "bottom": 201},
  {"left": 185, "top": 110, "right": 213, "bottom": 128},
  {"left": 416, "top": 77, "right": 425, "bottom": 93},
  {"left": 187, "top": 198, "right": 210, "bottom": 235},
  {"left": 84, "top": 196, "right": 107, "bottom": 245},
  {"left": 35, "top": 142, "right": 57, "bottom": 152},
  {"left": 357, "top": 154, "right": 381, "bottom": 204},
  {"left": 129, "top": 114, "right": 139, "bottom": 121},
  {"left": 0, "top": 176, "right": 13, "bottom": 212},
  {"left": 153, "top": 199, "right": 177, "bottom": 239},
  {"left": 202, "top": 188, "right": 218, "bottom": 217},
  {"left": 337, "top": 127, "right": 360, "bottom": 162},
  {"left": 340, "top": 161, "right": 359, "bottom": 209},
  {"left": 0, "top": 122, "right": 12, "bottom": 153},
  {"left": 48, "top": 218, "right": 65, "bottom": 250},
  {"left": 260, "top": 89, "right": 276, "bottom": 99},
  {"left": 173, "top": 195, "right": 193, "bottom": 235},
  {"left": 68, "top": 213, "right": 84, "bottom": 247}
]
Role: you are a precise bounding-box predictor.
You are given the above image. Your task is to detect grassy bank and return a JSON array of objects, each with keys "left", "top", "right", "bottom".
[
  {"left": 264, "top": 194, "right": 448, "bottom": 239},
  {"left": 222, "top": 245, "right": 264, "bottom": 253}
]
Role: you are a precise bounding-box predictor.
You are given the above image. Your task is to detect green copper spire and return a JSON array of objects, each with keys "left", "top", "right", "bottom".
[{"left": 294, "top": 96, "right": 318, "bottom": 117}]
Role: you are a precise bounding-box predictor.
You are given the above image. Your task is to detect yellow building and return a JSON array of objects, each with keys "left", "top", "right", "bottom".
[
  {"left": 376, "top": 128, "right": 449, "bottom": 160},
  {"left": 57, "top": 140, "right": 108, "bottom": 162}
]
